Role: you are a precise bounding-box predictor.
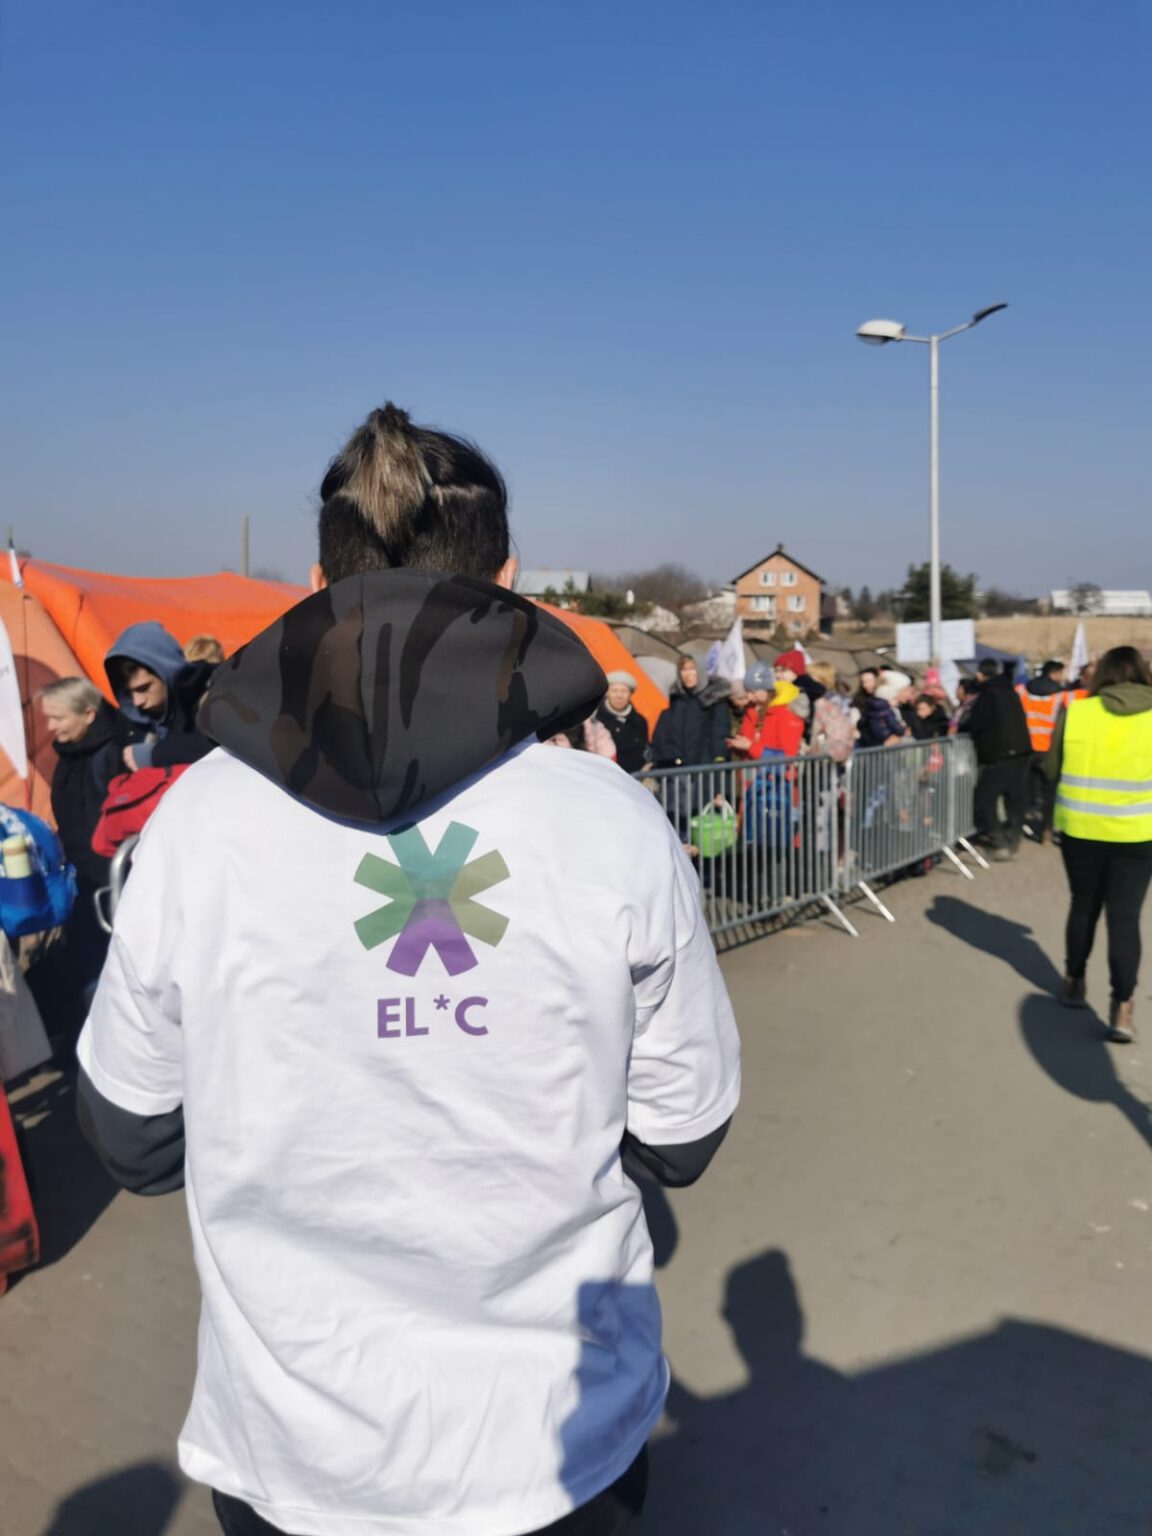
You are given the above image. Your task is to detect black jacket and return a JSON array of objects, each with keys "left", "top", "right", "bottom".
[
  {"left": 961, "top": 674, "right": 1032, "bottom": 765},
  {"left": 50, "top": 703, "right": 123, "bottom": 886},
  {"left": 855, "top": 694, "right": 906, "bottom": 749},
  {"left": 651, "top": 679, "right": 732, "bottom": 767},
  {"left": 902, "top": 704, "right": 950, "bottom": 741},
  {"left": 595, "top": 702, "right": 650, "bottom": 774}
]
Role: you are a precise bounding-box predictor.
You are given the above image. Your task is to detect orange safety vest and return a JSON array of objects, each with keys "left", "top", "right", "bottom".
[{"left": 1015, "top": 686, "right": 1087, "bottom": 752}]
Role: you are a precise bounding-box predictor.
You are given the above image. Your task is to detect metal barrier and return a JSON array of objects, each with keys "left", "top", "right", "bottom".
[
  {"left": 642, "top": 736, "right": 984, "bottom": 943},
  {"left": 94, "top": 834, "right": 140, "bottom": 935},
  {"left": 642, "top": 754, "right": 859, "bottom": 938}
]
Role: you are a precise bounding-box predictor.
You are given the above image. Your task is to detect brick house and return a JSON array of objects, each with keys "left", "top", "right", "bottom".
[{"left": 733, "top": 545, "right": 824, "bottom": 635}]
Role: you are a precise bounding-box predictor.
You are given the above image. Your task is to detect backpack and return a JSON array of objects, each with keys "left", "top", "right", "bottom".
[
  {"left": 0, "top": 805, "right": 78, "bottom": 940},
  {"left": 813, "top": 696, "right": 857, "bottom": 764},
  {"left": 742, "top": 752, "right": 796, "bottom": 848},
  {"left": 92, "top": 765, "right": 189, "bottom": 858}
]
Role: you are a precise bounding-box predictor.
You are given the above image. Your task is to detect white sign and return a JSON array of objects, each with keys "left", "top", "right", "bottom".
[
  {"left": 1069, "top": 621, "right": 1089, "bottom": 680},
  {"left": 895, "top": 619, "right": 976, "bottom": 665},
  {"left": 0, "top": 615, "right": 27, "bottom": 781}
]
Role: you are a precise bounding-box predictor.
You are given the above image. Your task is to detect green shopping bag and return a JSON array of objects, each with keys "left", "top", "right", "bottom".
[{"left": 689, "top": 801, "right": 738, "bottom": 859}]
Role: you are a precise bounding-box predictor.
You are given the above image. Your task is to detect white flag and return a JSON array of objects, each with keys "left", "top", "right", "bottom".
[
  {"left": 715, "top": 617, "right": 746, "bottom": 687},
  {"left": 7, "top": 541, "right": 23, "bottom": 589},
  {"left": 0, "top": 615, "right": 27, "bottom": 780},
  {"left": 1069, "top": 622, "right": 1089, "bottom": 682}
]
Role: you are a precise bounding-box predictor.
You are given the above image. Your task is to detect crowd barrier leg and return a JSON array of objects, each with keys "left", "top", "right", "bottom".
[
  {"left": 957, "top": 835, "right": 990, "bottom": 870},
  {"left": 942, "top": 845, "right": 976, "bottom": 881},
  {"left": 857, "top": 881, "right": 896, "bottom": 923},
  {"left": 821, "top": 893, "right": 859, "bottom": 939}
]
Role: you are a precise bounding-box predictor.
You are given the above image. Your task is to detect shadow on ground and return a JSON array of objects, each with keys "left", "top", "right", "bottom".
[
  {"left": 926, "top": 895, "right": 1062, "bottom": 994},
  {"left": 41, "top": 1461, "right": 183, "bottom": 1535},
  {"left": 648, "top": 1249, "right": 1152, "bottom": 1535},
  {"left": 1019, "top": 993, "right": 1152, "bottom": 1151},
  {"left": 11, "top": 1063, "right": 118, "bottom": 1269}
]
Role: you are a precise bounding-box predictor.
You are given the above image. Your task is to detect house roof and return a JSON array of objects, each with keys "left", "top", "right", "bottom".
[{"left": 733, "top": 544, "right": 825, "bottom": 586}]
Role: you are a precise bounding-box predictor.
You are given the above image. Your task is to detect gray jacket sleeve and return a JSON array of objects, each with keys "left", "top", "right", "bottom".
[{"left": 76, "top": 1067, "right": 186, "bottom": 1196}]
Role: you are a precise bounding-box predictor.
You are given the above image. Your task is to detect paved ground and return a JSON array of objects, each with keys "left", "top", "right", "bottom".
[{"left": 3, "top": 840, "right": 1152, "bottom": 1535}]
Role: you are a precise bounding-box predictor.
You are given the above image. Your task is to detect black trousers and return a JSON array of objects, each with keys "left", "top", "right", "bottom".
[
  {"left": 1061, "top": 835, "right": 1152, "bottom": 1001},
  {"left": 212, "top": 1449, "right": 648, "bottom": 1536},
  {"left": 974, "top": 756, "right": 1030, "bottom": 849},
  {"left": 1027, "top": 753, "right": 1056, "bottom": 834}
]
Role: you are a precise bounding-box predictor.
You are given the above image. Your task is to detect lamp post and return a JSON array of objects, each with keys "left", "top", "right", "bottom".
[{"left": 856, "top": 303, "right": 1007, "bottom": 667}]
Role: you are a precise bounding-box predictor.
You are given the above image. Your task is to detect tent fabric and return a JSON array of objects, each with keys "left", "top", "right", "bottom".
[
  {"left": 12, "top": 561, "right": 305, "bottom": 702},
  {"left": 0, "top": 583, "right": 87, "bottom": 821},
  {"left": 1, "top": 565, "right": 666, "bottom": 812}
]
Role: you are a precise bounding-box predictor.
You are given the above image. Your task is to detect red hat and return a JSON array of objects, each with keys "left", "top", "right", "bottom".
[{"left": 774, "top": 649, "right": 807, "bottom": 675}]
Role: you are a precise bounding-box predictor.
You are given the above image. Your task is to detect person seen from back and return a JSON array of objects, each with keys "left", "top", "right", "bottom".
[
  {"left": 805, "top": 662, "right": 858, "bottom": 762},
  {"left": 773, "top": 648, "right": 822, "bottom": 738},
  {"left": 185, "top": 634, "right": 226, "bottom": 665},
  {"left": 76, "top": 403, "right": 740, "bottom": 1536},
  {"left": 1046, "top": 645, "right": 1152, "bottom": 1042},
  {"left": 105, "top": 623, "right": 218, "bottom": 771},
  {"left": 959, "top": 657, "right": 1033, "bottom": 858}
]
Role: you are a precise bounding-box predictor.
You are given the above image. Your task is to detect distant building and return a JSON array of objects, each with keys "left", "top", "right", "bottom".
[
  {"left": 516, "top": 570, "right": 592, "bottom": 602},
  {"left": 733, "top": 545, "right": 824, "bottom": 635},
  {"left": 1050, "top": 589, "right": 1152, "bottom": 617}
]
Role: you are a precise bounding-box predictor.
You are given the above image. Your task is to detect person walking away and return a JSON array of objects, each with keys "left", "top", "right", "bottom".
[
  {"left": 1046, "top": 645, "right": 1152, "bottom": 1042},
  {"left": 1016, "top": 659, "right": 1082, "bottom": 842},
  {"left": 596, "top": 671, "right": 650, "bottom": 773},
  {"left": 38, "top": 678, "right": 122, "bottom": 1008},
  {"left": 105, "top": 623, "right": 218, "bottom": 770},
  {"left": 76, "top": 403, "right": 740, "bottom": 1536},
  {"left": 960, "top": 658, "right": 1032, "bottom": 860},
  {"left": 853, "top": 669, "right": 906, "bottom": 749}
]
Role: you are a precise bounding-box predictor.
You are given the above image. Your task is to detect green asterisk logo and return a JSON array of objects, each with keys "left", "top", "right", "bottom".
[{"left": 354, "top": 821, "right": 509, "bottom": 976}]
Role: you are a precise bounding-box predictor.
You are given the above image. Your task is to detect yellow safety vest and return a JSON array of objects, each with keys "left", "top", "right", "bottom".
[{"left": 1054, "top": 697, "right": 1152, "bottom": 842}]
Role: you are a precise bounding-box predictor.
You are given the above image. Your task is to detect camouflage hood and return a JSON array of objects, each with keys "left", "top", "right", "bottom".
[{"left": 199, "top": 570, "right": 607, "bottom": 825}]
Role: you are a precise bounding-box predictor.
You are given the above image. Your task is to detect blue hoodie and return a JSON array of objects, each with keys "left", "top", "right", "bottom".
[{"left": 105, "top": 622, "right": 194, "bottom": 768}]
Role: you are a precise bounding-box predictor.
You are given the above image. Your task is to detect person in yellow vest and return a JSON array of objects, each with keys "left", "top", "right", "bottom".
[
  {"left": 1045, "top": 646, "right": 1152, "bottom": 1041},
  {"left": 1016, "top": 660, "right": 1086, "bottom": 841}
]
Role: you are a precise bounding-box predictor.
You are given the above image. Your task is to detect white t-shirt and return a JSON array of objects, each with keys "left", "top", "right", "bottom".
[{"left": 78, "top": 741, "right": 740, "bottom": 1535}]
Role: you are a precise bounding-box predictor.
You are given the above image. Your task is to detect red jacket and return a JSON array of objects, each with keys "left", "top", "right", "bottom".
[{"left": 740, "top": 703, "right": 804, "bottom": 760}]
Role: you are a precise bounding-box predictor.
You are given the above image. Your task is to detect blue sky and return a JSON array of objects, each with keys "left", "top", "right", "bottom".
[{"left": 1, "top": 1, "right": 1146, "bottom": 595}]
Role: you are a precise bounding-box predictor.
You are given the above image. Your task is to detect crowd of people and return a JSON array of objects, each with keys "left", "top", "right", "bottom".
[{"left": 33, "top": 630, "right": 223, "bottom": 1027}]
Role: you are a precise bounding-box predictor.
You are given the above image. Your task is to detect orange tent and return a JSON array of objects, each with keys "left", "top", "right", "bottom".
[
  {"left": 0, "top": 562, "right": 666, "bottom": 819},
  {"left": 0, "top": 583, "right": 89, "bottom": 820}
]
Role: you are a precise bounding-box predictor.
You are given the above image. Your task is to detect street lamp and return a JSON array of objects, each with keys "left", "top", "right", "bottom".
[{"left": 856, "top": 302, "right": 1008, "bottom": 666}]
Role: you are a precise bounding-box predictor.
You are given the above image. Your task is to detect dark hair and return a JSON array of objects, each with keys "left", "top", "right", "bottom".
[
  {"left": 318, "top": 403, "right": 509, "bottom": 583},
  {"left": 1041, "top": 659, "right": 1064, "bottom": 678},
  {"left": 914, "top": 694, "right": 936, "bottom": 710},
  {"left": 957, "top": 677, "right": 978, "bottom": 699},
  {"left": 977, "top": 658, "right": 1001, "bottom": 679},
  {"left": 1090, "top": 645, "right": 1152, "bottom": 693},
  {"left": 858, "top": 667, "right": 878, "bottom": 680}
]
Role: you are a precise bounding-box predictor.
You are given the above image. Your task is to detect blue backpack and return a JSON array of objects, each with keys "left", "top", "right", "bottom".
[
  {"left": 0, "top": 805, "right": 78, "bottom": 940},
  {"left": 742, "top": 752, "right": 796, "bottom": 848}
]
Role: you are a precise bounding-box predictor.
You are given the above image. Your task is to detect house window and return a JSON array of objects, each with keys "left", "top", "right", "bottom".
[
  {"left": 781, "top": 571, "right": 797, "bottom": 587},
  {"left": 760, "top": 571, "right": 776, "bottom": 587},
  {"left": 788, "top": 595, "right": 805, "bottom": 612},
  {"left": 750, "top": 595, "right": 776, "bottom": 614}
]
